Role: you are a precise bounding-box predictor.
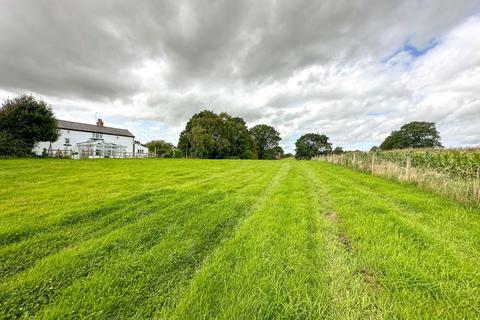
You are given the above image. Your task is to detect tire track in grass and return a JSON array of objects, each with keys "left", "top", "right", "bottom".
[
  {"left": 310, "top": 163, "right": 472, "bottom": 317},
  {"left": 302, "top": 164, "right": 386, "bottom": 320},
  {"left": 313, "top": 162, "right": 480, "bottom": 268},
  {"left": 0, "top": 163, "right": 281, "bottom": 319},
  {"left": 169, "top": 161, "right": 333, "bottom": 319},
  {"left": 308, "top": 162, "right": 480, "bottom": 319},
  {"left": 321, "top": 163, "right": 480, "bottom": 261}
]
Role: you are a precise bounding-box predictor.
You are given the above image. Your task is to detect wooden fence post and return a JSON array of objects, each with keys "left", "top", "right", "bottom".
[
  {"left": 476, "top": 169, "right": 480, "bottom": 202},
  {"left": 352, "top": 153, "right": 356, "bottom": 167},
  {"left": 405, "top": 156, "right": 411, "bottom": 180},
  {"left": 371, "top": 153, "right": 375, "bottom": 174}
]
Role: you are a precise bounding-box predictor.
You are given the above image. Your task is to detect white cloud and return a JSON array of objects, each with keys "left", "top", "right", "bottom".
[{"left": 0, "top": 1, "right": 479, "bottom": 151}]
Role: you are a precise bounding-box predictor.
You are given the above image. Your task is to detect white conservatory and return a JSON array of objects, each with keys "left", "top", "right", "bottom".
[{"left": 77, "top": 140, "right": 127, "bottom": 158}]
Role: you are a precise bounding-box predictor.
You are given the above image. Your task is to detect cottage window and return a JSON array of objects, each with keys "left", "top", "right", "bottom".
[{"left": 65, "top": 138, "right": 70, "bottom": 144}]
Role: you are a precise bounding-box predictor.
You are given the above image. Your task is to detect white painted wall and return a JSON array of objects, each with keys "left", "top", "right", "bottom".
[
  {"left": 34, "top": 129, "right": 135, "bottom": 155},
  {"left": 133, "top": 143, "right": 148, "bottom": 158},
  {"left": 135, "top": 144, "right": 148, "bottom": 154}
]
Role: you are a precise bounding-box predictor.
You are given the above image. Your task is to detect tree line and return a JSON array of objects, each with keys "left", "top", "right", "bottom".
[
  {"left": 143, "top": 110, "right": 286, "bottom": 159},
  {"left": 175, "top": 110, "right": 284, "bottom": 159},
  {"left": 0, "top": 94, "right": 444, "bottom": 158}
]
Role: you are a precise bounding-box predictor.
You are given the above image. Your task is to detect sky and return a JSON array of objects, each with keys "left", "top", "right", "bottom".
[{"left": 1, "top": 0, "right": 480, "bottom": 152}]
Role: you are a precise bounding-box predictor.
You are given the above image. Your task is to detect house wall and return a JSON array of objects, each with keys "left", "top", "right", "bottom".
[
  {"left": 34, "top": 129, "right": 135, "bottom": 155},
  {"left": 134, "top": 144, "right": 149, "bottom": 158},
  {"left": 135, "top": 144, "right": 148, "bottom": 154}
]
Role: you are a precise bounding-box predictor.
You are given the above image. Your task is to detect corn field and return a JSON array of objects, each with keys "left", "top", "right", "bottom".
[{"left": 320, "top": 148, "right": 480, "bottom": 206}]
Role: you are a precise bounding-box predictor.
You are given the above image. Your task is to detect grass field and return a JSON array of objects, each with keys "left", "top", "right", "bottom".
[{"left": 1, "top": 159, "right": 479, "bottom": 319}]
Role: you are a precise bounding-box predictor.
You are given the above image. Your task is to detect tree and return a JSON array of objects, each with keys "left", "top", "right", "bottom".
[
  {"left": 178, "top": 110, "right": 220, "bottom": 158},
  {"left": 0, "top": 95, "right": 59, "bottom": 156},
  {"left": 177, "top": 110, "right": 256, "bottom": 159},
  {"left": 271, "top": 145, "right": 284, "bottom": 159},
  {"left": 332, "top": 146, "right": 344, "bottom": 155},
  {"left": 249, "top": 124, "right": 282, "bottom": 159},
  {"left": 0, "top": 131, "right": 31, "bottom": 157},
  {"left": 145, "top": 140, "right": 174, "bottom": 157},
  {"left": 295, "top": 133, "right": 332, "bottom": 160},
  {"left": 380, "top": 121, "right": 442, "bottom": 150},
  {"left": 370, "top": 146, "right": 379, "bottom": 152},
  {"left": 222, "top": 113, "right": 256, "bottom": 159}
]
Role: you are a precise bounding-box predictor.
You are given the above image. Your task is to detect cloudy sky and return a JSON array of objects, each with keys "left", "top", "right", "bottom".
[{"left": 1, "top": 0, "right": 480, "bottom": 152}]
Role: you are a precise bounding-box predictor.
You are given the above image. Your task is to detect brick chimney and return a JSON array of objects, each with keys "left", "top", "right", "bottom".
[{"left": 96, "top": 119, "right": 104, "bottom": 127}]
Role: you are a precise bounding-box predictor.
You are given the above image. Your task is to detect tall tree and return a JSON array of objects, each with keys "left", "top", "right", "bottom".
[
  {"left": 250, "top": 124, "right": 282, "bottom": 160},
  {"left": 0, "top": 95, "right": 59, "bottom": 156},
  {"left": 178, "top": 110, "right": 219, "bottom": 158},
  {"left": 295, "top": 133, "right": 332, "bottom": 160},
  {"left": 380, "top": 121, "right": 442, "bottom": 150},
  {"left": 223, "top": 114, "right": 257, "bottom": 159},
  {"left": 177, "top": 110, "right": 256, "bottom": 159}
]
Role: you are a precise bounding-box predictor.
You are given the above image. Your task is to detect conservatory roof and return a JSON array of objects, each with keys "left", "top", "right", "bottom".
[{"left": 77, "top": 141, "right": 127, "bottom": 148}]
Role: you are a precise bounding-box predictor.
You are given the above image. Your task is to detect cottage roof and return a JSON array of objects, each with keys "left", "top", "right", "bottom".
[{"left": 57, "top": 119, "right": 135, "bottom": 138}]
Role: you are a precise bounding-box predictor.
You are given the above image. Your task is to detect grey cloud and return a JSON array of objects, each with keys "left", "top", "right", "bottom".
[
  {"left": 145, "top": 91, "right": 264, "bottom": 125},
  {"left": 2, "top": 0, "right": 477, "bottom": 98},
  {"left": 0, "top": 0, "right": 479, "bottom": 150}
]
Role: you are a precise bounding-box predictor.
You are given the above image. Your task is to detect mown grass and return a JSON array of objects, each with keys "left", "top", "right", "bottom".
[{"left": 0, "top": 159, "right": 479, "bottom": 319}]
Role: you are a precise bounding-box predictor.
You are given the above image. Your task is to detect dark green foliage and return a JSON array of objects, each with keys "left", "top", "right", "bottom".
[
  {"left": 271, "top": 146, "right": 284, "bottom": 159},
  {"left": 0, "top": 131, "right": 32, "bottom": 157},
  {"left": 145, "top": 140, "right": 175, "bottom": 158},
  {"left": 0, "top": 95, "right": 59, "bottom": 156},
  {"left": 250, "top": 124, "right": 282, "bottom": 159},
  {"left": 172, "top": 148, "right": 183, "bottom": 158},
  {"left": 380, "top": 121, "right": 442, "bottom": 150},
  {"left": 224, "top": 115, "right": 257, "bottom": 159},
  {"left": 177, "top": 110, "right": 256, "bottom": 159},
  {"left": 332, "top": 147, "right": 344, "bottom": 155},
  {"left": 295, "top": 133, "right": 332, "bottom": 160},
  {"left": 370, "top": 146, "right": 379, "bottom": 152}
]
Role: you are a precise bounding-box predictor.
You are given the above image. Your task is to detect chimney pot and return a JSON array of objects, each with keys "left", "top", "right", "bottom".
[{"left": 96, "top": 119, "right": 104, "bottom": 127}]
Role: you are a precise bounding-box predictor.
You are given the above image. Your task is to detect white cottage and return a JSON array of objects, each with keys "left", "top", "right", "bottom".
[{"left": 35, "top": 119, "right": 144, "bottom": 158}]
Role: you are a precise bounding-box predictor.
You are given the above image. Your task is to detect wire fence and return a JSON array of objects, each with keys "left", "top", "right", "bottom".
[{"left": 317, "top": 150, "right": 480, "bottom": 206}]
